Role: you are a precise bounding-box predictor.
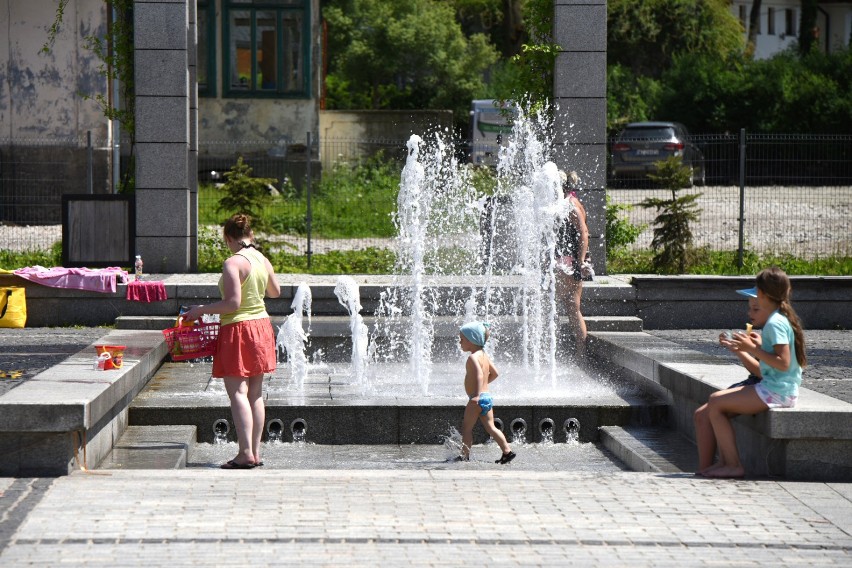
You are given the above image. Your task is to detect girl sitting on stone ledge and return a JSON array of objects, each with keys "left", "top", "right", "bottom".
[{"left": 693, "top": 266, "right": 807, "bottom": 479}]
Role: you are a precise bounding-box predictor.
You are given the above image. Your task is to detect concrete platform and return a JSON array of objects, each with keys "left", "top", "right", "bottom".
[
  {"left": 3, "top": 272, "right": 849, "bottom": 329},
  {"left": 0, "top": 273, "right": 638, "bottom": 327},
  {"left": 98, "top": 425, "right": 196, "bottom": 470},
  {"left": 600, "top": 425, "right": 697, "bottom": 473},
  {"left": 590, "top": 331, "right": 852, "bottom": 481},
  {"left": 0, "top": 330, "right": 166, "bottom": 476}
]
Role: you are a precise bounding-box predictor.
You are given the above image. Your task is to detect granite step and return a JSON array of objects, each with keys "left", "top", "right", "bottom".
[
  {"left": 599, "top": 425, "right": 696, "bottom": 474},
  {"left": 98, "top": 425, "right": 197, "bottom": 470}
]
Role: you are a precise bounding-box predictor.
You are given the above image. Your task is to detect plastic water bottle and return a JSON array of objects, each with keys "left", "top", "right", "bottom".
[{"left": 134, "top": 255, "right": 143, "bottom": 281}]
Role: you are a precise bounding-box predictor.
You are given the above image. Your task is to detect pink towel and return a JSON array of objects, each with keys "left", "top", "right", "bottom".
[
  {"left": 14, "top": 266, "right": 129, "bottom": 294},
  {"left": 126, "top": 281, "right": 168, "bottom": 302}
]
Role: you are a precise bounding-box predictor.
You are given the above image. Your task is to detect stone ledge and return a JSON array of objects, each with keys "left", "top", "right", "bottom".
[
  {"left": 589, "top": 331, "right": 852, "bottom": 481},
  {"left": 116, "top": 314, "right": 642, "bottom": 336},
  {"left": 0, "top": 273, "right": 635, "bottom": 326},
  {"left": 0, "top": 330, "right": 166, "bottom": 476},
  {"left": 0, "top": 331, "right": 165, "bottom": 431}
]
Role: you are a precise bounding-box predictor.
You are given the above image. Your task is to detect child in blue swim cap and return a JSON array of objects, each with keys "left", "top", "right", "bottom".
[{"left": 457, "top": 322, "right": 515, "bottom": 464}]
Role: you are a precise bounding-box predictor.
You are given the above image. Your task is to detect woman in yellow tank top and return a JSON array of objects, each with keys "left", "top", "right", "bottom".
[{"left": 183, "top": 214, "right": 281, "bottom": 469}]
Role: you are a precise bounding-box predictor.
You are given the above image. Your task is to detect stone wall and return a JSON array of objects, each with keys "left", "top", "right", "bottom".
[{"left": 553, "top": 0, "right": 608, "bottom": 274}]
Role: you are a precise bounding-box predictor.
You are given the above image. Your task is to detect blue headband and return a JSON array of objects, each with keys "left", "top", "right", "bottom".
[{"left": 460, "top": 321, "right": 490, "bottom": 347}]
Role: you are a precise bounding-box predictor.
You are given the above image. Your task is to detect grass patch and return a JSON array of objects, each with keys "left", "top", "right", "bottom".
[
  {"left": 608, "top": 248, "right": 852, "bottom": 276},
  {"left": 0, "top": 242, "right": 63, "bottom": 270},
  {"left": 197, "top": 238, "right": 396, "bottom": 275},
  {"left": 199, "top": 154, "right": 400, "bottom": 239}
]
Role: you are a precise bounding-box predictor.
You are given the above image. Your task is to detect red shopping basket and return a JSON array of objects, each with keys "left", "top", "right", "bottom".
[{"left": 162, "top": 322, "right": 220, "bottom": 361}]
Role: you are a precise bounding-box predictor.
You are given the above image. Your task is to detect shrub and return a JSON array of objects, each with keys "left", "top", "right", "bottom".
[
  {"left": 605, "top": 194, "right": 645, "bottom": 256},
  {"left": 640, "top": 156, "right": 702, "bottom": 273},
  {"left": 216, "top": 156, "right": 278, "bottom": 233}
]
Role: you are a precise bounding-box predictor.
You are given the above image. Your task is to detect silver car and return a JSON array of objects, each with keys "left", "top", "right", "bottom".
[{"left": 610, "top": 121, "right": 706, "bottom": 186}]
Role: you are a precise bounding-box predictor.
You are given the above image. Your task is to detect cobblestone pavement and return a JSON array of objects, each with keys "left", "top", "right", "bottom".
[{"left": 1, "top": 471, "right": 851, "bottom": 566}]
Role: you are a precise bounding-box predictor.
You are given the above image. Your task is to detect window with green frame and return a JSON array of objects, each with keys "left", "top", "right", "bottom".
[
  {"left": 223, "top": 0, "right": 310, "bottom": 97},
  {"left": 197, "top": 0, "right": 216, "bottom": 96}
]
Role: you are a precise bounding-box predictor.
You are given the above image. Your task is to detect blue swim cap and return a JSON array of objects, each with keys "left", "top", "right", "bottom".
[{"left": 460, "top": 321, "right": 490, "bottom": 347}]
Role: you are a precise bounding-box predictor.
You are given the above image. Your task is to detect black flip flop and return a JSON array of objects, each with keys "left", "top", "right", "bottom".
[{"left": 221, "top": 459, "right": 256, "bottom": 470}]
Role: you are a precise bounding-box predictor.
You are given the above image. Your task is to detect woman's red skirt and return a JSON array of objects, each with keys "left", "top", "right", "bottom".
[{"left": 212, "top": 317, "right": 277, "bottom": 378}]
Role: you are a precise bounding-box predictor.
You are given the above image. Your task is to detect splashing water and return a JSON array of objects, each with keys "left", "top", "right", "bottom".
[
  {"left": 440, "top": 426, "right": 464, "bottom": 460},
  {"left": 334, "top": 276, "right": 370, "bottom": 390},
  {"left": 511, "top": 421, "right": 527, "bottom": 445},
  {"left": 495, "top": 109, "right": 567, "bottom": 384},
  {"left": 540, "top": 422, "right": 555, "bottom": 445},
  {"left": 277, "top": 283, "right": 312, "bottom": 389},
  {"left": 565, "top": 418, "right": 580, "bottom": 443},
  {"left": 372, "top": 104, "right": 574, "bottom": 395}
]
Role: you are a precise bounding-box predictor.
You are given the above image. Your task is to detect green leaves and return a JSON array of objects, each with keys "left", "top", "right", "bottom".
[
  {"left": 607, "top": 0, "right": 742, "bottom": 78},
  {"left": 655, "top": 49, "right": 852, "bottom": 133},
  {"left": 605, "top": 195, "right": 645, "bottom": 256},
  {"left": 323, "top": 0, "right": 499, "bottom": 127}
]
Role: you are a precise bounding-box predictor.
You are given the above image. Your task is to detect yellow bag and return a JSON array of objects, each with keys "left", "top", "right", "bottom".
[{"left": 0, "top": 286, "right": 27, "bottom": 328}]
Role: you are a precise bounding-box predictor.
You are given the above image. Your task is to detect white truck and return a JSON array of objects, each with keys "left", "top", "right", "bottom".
[{"left": 469, "top": 99, "right": 516, "bottom": 166}]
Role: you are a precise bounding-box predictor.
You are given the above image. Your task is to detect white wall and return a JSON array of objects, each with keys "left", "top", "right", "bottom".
[
  {"left": 732, "top": 1, "right": 852, "bottom": 60},
  {"left": 0, "top": 0, "right": 108, "bottom": 139}
]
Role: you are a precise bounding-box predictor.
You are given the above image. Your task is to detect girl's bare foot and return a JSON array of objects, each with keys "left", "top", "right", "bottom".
[
  {"left": 697, "top": 463, "right": 724, "bottom": 477},
  {"left": 704, "top": 465, "right": 745, "bottom": 479}
]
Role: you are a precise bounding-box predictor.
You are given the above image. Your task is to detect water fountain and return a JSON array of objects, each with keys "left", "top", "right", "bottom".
[
  {"left": 333, "top": 276, "right": 370, "bottom": 391},
  {"left": 130, "top": 104, "right": 660, "bottom": 467},
  {"left": 276, "top": 283, "right": 312, "bottom": 389}
]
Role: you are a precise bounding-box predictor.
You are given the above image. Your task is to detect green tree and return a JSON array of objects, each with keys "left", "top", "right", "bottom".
[
  {"left": 216, "top": 157, "right": 278, "bottom": 236},
  {"left": 606, "top": 64, "right": 663, "bottom": 134},
  {"left": 494, "top": 0, "right": 558, "bottom": 107},
  {"left": 657, "top": 49, "right": 852, "bottom": 133},
  {"left": 640, "top": 157, "right": 702, "bottom": 274},
  {"left": 798, "top": 0, "right": 820, "bottom": 54},
  {"left": 746, "top": 0, "right": 763, "bottom": 57},
  {"left": 449, "top": 0, "right": 518, "bottom": 56},
  {"left": 607, "top": 0, "right": 743, "bottom": 79},
  {"left": 323, "top": 0, "right": 499, "bottom": 129}
]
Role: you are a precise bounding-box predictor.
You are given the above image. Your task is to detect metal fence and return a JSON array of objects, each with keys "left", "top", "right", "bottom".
[
  {"left": 608, "top": 132, "right": 852, "bottom": 260},
  {"left": 1, "top": 133, "right": 850, "bottom": 262},
  {"left": 0, "top": 135, "right": 113, "bottom": 255}
]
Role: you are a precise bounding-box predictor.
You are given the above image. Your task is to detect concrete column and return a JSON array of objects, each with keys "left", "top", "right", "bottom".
[
  {"left": 134, "top": 0, "right": 192, "bottom": 272},
  {"left": 188, "top": 0, "right": 199, "bottom": 271},
  {"left": 553, "top": 0, "right": 607, "bottom": 274}
]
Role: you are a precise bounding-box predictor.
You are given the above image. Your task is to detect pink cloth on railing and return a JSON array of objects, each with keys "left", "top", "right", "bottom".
[
  {"left": 13, "top": 266, "right": 129, "bottom": 294},
  {"left": 126, "top": 280, "right": 168, "bottom": 302}
]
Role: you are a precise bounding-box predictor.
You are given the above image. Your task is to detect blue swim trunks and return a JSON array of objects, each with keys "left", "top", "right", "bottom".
[{"left": 477, "top": 392, "right": 493, "bottom": 416}]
